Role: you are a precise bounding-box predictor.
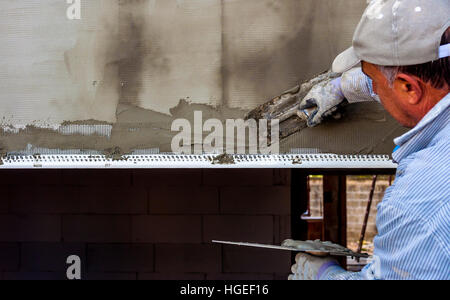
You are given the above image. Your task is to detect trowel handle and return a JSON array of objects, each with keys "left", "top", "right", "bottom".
[
  {"left": 301, "top": 106, "right": 317, "bottom": 118},
  {"left": 297, "top": 106, "right": 317, "bottom": 121}
]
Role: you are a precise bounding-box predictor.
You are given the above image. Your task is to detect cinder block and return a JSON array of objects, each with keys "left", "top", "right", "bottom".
[
  {"left": 273, "top": 216, "right": 280, "bottom": 245},
  {"left": 206, "top": 273, "right": 274, "bottom": 280},
  {"left": 21, "top": 243, "right": 85, "bottom": 272},
  {"left": 274, "top": 216, "right": 291, "bottom": 245},
  {"left": 155, "top": 244, "right": 221, "bottom": 273},
  {"left": 79, "top": 187, "right": 147, "bottom": 214},
  {"left": 203, "top": 170, "right": 274, "bottom": 186},
  {"left": 0, "top": 170, "right": 63, "bottom": 186},
  {"left": 0, "top": 215, "right": 61, "bottom": 242},
  {"left": 85, "top": 273, "right": 137, "bottom": 280},
  {"left": 0, "top": 243, "right": 20, "bottom": 271},
  {"left": 87, "top": 244, "right": 154, "bottom": 272},
  {"left": 274, "top": 273, "right": 291, "bottom": 280},
  {"left": 62, "top": 216, "right": 131, "bottom": 243},
  {"left": 10, "top": 187, "right": 80, "bottom": 214},
  {"left": 62, "top": 170, "right": 131, "bottom": 186},
  {"left": 0, "top": 186, "right": 8, "bottom": 213},
  {"left": 223, "top": 246, "right": 291, "bottom": 273},
  {"left": 138, "top": 273, "right": 206, "bottom": 280},
  {"left": 149, "top": 187, "right": 218, "bottom": 214},
  {"left": 132, "top": 216, "right": 202, "bottom": 243},
  {"left": 203, "top": 216, "right": 274, "bottom": 244},
  {"left": 133, "top": 170, "right": 202, "bottom": 187},
  {"left": 11, "top": 186, "right": 147, "bottom": 215},
  {"left": 273, "top": 170, "right": 291, "bottom": 186},
  {"left": 220, "top": 187, "right": 290, "bottom": 215},
  {"left": 2, "top": 272, "right": 66, "bottom": 280}
]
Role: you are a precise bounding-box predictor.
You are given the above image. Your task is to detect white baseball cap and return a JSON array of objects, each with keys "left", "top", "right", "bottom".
[{"left": 332, "top": 0, "right": 450, "bottom": 73}]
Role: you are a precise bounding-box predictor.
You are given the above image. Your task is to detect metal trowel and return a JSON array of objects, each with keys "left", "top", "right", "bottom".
[
  {"left": 213, "top": 239, "right": 369, "bottom": 258},
  {"left": 245, "top": 71, "right": 341, "bottom": 142}
]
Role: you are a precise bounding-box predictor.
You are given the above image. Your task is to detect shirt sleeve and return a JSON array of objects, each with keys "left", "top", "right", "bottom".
[
  {"left": 319, "top": 265, "right": 364, "bottom": 280},
  {"left": 340, "top": 67, "right": 381, "bottom": 104},
  {"left": 372, "top": 201, "right": 450, "bottom": 280},
  {"left": 319, "top": 201, "right": 449, "bottom": 280},
  {"left": 318, "top": 261, "right": 376, "bottom": 280}
]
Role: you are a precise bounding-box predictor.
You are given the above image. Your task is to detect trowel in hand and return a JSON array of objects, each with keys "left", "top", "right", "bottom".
[
  {"left": 245, "top": 71, "right": 341, "bottom": 142},
  {"left": 212, "top": 239, "right": 369, "bottom": 258}
]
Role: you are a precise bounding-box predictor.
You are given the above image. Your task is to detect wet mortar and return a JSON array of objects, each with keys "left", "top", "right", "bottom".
[{"left": 210, "top": 153, "right": 236, "bottom": 165}]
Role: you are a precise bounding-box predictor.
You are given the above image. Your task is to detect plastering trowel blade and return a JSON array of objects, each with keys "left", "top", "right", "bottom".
[
  {"left": 212, "top": 239, "right": 369, "bottom": 258},
  {"left": 245, "top": 70, "right": 341, "bottom": 142}
]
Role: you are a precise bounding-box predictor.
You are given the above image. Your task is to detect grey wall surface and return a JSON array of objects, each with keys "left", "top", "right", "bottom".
[{"left": 0, "top": 0, "right": 407, "bottom": 155}]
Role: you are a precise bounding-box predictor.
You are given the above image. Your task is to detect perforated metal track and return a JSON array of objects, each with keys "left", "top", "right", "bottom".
[{"left": 0, "top": 154, "right": 397, "bottom": 169}]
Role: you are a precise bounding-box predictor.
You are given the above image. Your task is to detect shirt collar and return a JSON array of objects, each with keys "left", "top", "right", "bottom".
[{"left": 392, "top": 93, "right": 450, "bottom": 163}]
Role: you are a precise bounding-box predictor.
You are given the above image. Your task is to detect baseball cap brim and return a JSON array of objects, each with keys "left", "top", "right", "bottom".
[{"left": 332, "top": 47, "right": 361, "bottom": 73}]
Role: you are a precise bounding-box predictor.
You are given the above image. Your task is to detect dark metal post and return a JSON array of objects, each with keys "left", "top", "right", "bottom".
[
  {"left": 357, "top": 175, "right": 378, "bottom": 258},
  {"left": 323, "top": 175, "right": 347, "bottom": 268},
  {"left": 290, "top": 169, "right": 309, "bottom": 264}
]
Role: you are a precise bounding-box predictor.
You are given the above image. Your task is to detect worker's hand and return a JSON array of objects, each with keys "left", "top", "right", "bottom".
[
  {"left": 298, "top": 77, "right": 345, "bottom": 127},
  {"left": 288, "top": 253, "right": 339, "bottom": 280}
]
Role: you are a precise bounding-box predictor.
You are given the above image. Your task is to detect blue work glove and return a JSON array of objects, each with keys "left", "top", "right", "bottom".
[{"left": 288, "top": 253, "right": 341, "bottom": 280}]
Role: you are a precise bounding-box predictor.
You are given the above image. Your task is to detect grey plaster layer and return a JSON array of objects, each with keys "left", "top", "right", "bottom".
[
  {"left": 118, "top": 0, "right": 223, "bottom": 113},
  {"left": 280, "top": 103, "right": 406, "bottom": 154},
  {"left": 0, "top": 101, "right": 405, "bottom": 155},
  {"left": 222, "top": 0, "right": 368, "bottom": 109},
  {"left": 0, "top": 0, "right": 120, "bottom": 125},
  {"left": 0, "top": 0, "right": 408, "bottom": 155}
]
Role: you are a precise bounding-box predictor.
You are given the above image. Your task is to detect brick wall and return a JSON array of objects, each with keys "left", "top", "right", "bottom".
[
  {"left": 0, "top": 169, "right": 292, "bottom": 280},
  {"left": 309, "top": 176, "right": 391, "bottom": 244},
  {"left": 346, "top": 177, "right": 391, "bottom": 242}
]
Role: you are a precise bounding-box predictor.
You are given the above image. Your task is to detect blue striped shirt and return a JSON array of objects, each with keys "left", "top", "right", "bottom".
[{"left": 321, "top": 92, "right": 450, "bottom": 280}]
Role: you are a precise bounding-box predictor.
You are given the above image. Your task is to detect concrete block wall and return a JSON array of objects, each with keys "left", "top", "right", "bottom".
[{"left": 0, "top": 169, "right": 292, "bottom": 280}]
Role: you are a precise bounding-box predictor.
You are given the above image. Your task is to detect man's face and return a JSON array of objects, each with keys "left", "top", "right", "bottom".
[{"left": 361, "top": 61, "right": 417, "bottom": 128}]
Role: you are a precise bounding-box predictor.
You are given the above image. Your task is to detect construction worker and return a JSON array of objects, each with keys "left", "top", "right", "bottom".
[{"left": 290, "top": 0, "right": 450, "bottom": 280}]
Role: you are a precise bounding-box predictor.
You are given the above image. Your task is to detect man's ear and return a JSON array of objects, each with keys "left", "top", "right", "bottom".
[{"left": 394, "top": 73, "right": 423, "bottom": 105}]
